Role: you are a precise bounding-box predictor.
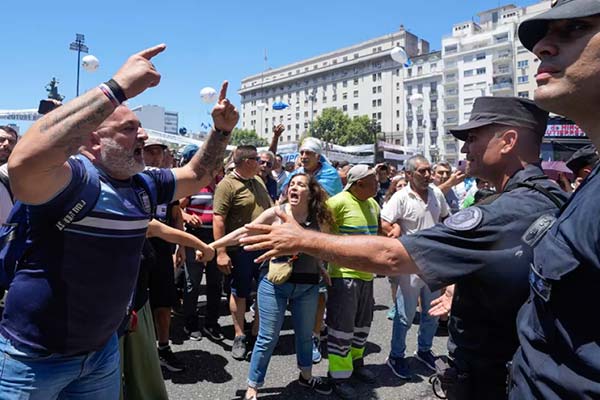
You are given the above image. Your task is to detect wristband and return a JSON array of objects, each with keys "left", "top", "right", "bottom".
[
  {"left": 215, "top": 128, "right": 231, "bottom": 137},
  {"left": 105, "top": 79, "right": 127, "bottom": 104},
  {"left": 99, "top": 84, "right": 120, "bottom": 107}
]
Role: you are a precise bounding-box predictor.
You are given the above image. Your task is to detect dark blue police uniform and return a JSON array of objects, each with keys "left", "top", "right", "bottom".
[
  {"left": 401, "top": 164, "right": 568, "bottom": 399},
  {"left": 510, "top": 162, "right": 600, "bottom": 400}
]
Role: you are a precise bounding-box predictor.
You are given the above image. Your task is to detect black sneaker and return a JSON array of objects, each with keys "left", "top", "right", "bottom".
[
  {"left": 158, "top": 346, "right": 185, "bottom": 372},
  {"left": 202, "top": 324, "right": 224, "bottom": 341},
  {"left": 332, "top": 380, "right": 357, "bottom": 400},
  {"left": 415, "top": 350, "right": 437, "bottom": 371},
  {"left": 183, "top": 326, "right": 203, "bottom": 341},
  {"left": 352, "top": 366, "right": 376, "bottom": 384},
  {"left": 387, "top": 356, "right": 412, "bottom": 379},
  {"left": 298, "top": 374, "right": 333, "bottom": 395},
  {"left": 232, "top": 335, "right": 247, "bottom": 360}
]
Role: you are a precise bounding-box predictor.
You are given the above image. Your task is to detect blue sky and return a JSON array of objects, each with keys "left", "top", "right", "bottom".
[{"left": 1, "top": 0, "right": 538, "bottom": 132}]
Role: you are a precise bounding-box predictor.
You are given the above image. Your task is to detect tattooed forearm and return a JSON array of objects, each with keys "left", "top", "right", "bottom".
[
  {"left": 189, "top": 129, "right": 230, "bottom": 184},
  {"left": 38, "top": 92, "right": 112, "bottom": 157}
]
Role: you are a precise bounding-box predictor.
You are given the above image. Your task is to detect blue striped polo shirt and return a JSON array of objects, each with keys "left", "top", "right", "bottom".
[{"left": 0, "top": 155, "right": 176, "bottom": 355}]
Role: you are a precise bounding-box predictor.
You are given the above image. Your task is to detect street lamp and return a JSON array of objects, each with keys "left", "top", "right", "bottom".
[
  {"left": 389, "top": 46, "right": 409, "bottom": 145},
  {"left": 69, "top": 34, "right": 89, "bottom": 97},
  {"left": 409, "top": 93, "right": 426, "bottom": 158},
  {"left": 257, "top": 102, "right": 266, "bottom": 138}
]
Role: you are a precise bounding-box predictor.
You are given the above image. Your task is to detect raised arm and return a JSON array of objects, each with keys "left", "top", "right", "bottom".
[
  {"left": 8, "top": 44, "right": 166, "bottom": 204},
  {"left": 268, "top": 124, "right": 285, "bottom": 154},
  {"left": 172, "top": 82, "right": 239, "bottom": 199},
  {"left": 240, "top": 208, "right": 418, "bottom": 276}
]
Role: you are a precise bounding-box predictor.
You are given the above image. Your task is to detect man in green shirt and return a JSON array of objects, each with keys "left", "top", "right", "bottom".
[
  {"left": 213, "top": 145, "right": 273, "bottom": 360},
  {"left": 325, "top": 165, "right": 380, "bottom": 400}
]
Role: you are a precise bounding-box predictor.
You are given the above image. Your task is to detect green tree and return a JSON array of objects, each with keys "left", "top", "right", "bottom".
[
  {"left": 230, "top": 128, "right": 267, "bottom": 147},
  {"left": 309, "top": 108, "right": 379, "bottom": 145}
]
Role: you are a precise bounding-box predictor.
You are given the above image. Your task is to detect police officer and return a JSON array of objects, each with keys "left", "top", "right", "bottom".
[
  {"left": 240, "top": 97, "right": 568, "bottom": 399},
  {"left": 566, "top": 144, "right": 599, "bottom": 189},
  {"left": 509, "top": 2, "right": 600, "bottom": 399}
]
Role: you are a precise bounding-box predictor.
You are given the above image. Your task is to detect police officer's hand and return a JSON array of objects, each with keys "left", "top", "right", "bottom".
[
  {"left": 429, "top": 285, "right": 454, "bottom": 317},
  {"left": 216, "top": 250, "right": 232, "bottom": 275},
  {"left": 241, "top": 208, "right": 304, "bottom": 263},
  {"left": 112, "top": 44, "right": 166, "bottom": 99},
  {"left": 211, "top": 81, "right": 239, "bottom": 133}
]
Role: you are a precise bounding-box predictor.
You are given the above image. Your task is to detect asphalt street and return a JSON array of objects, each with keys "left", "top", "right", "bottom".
[{"left": 164, "top": 276, "right": 448, "bottom": 400}]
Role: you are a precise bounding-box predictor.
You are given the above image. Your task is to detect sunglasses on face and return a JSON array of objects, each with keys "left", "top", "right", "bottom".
[{"left": 259, "top": 159, "right": 273, "bottom": 167}]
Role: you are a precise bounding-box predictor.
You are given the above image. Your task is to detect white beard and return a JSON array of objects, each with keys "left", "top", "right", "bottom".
[{"left": 99, "top": 137, "right": 145, "bottom": 178}]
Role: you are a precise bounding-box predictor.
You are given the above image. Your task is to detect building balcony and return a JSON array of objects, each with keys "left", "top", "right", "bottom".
[
  {"left": 429, "top": 92, "right": 438, "bottom": 100},
  {"left": 493, "top": 52, "right": 512, "bottom": 63},
  {"left": 445, "top": 61, "right": 458, "bottom": 71},
  {"left": 493, "top": 67, "right": 513, "bottom": 77},
  {"left": 445, "top": 90, "right": 458, "bottom": 98},
  {"left": 492, "top": 82, "right": 513, "bottom": 92}
]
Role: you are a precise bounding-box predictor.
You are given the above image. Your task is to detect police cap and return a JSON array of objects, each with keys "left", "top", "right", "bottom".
[
  {"left": 519, "top": 0, "right": 600, "bottom": 51},
  {"left": 566, "top": 144, "right": 599, "bottom": 173},
  {"left": 449, "top": 97, "right": 549, "bottom": 141}
]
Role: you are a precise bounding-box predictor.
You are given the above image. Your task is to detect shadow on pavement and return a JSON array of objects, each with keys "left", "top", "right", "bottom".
[{"left": 163, "top": 349, "right": 233, "bottom": 384}]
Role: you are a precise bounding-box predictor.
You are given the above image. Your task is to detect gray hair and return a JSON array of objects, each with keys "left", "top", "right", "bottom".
[
  {"left": 258, "top": 150, "right": 275, "bottom": 162},
  {"left": 405, "top": 155, "right": 430, "bottom": 172},
  {"left": 434, "top": 160, "right": 452, "bottom": 172}
]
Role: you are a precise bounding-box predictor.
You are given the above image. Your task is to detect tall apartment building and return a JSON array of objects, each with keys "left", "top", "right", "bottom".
[
  {"left": 441, "top": 1, "right": 551, "bottom": 162},
  {"left": 238, "top": 27, "right": 429, "bottom": 147},
  {"left": 131, "top": 105, "right": 179, "bottom": 135},
  {"left": 403, "top": 51, "right": 444, "bottom": 162}
]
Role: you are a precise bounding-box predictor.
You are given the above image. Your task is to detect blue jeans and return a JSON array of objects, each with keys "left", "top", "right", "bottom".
[
  {"left": 0, "top": 333, "right": 120, "bottom": 400},
  {"left": 390, "top": 274, "right": 440, "bottom": 358},
  {"left": 247, "top": 274, "right": 319, "bottom": 388}
]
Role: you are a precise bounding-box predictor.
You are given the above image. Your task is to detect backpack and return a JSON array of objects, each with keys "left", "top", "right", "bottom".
[{"left": 0, "top": 156, "right": 157, "bottom": 289}]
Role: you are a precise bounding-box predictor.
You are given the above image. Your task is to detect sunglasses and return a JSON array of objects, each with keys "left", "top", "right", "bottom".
[{"left": 259, "top": 160, "right": 273, "bottom": 168}]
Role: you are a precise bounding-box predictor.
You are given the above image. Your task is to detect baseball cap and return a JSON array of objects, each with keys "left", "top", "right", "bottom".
[
  {"left": 343, "top": 164, "right": 376, "bottom": 191},
  {"left": 519, "top": 0, "right": 600, "bottom": 51},
  {"left": 144, "top": 138, "right": 167, "bottom": 149},
  {"left": 449, "top": 97, "right": 548, "bottom": 141},
  {"left": 566, "top": 144, "right": 599, "bottom": 173},
  {"left": 181, "top": 144, "right": 199, "bottom": 164}
]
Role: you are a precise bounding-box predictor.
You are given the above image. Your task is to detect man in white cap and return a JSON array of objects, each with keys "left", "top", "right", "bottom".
[
  {"left": 282, "top": 137, "right": 342, "bottom": 197},
  {"left": 324, "top": 164, "right": 380, "bottom": 400}
]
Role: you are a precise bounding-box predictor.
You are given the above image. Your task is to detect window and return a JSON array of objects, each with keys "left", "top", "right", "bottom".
[
  {"left": 372, "top": 100, "right": 377, "bottom": 107},
  {"left": 430, "top": 82, "right": 437, "bottom": 92},
  {"left": 518, "top": 91, "right": 529, "bottom": 98},
  {"left": 372, "top": 87, "right": 377, "bottom": 94},
  {"left": 517, "top": 60, "right": 529, "bottom": 69},
  {"left": 353, "top": 103, "right": 359, "bottom": 110},
  {"left": 476, "top": 67, "right": 486, "bottom": 75},
  {"left": 372, "top": 74, "right": 377, "bottom": 82},
  {"left": 407, "top": 69, "right": 412, "bottom": 77},
  {"left": 475, "top": 52, "right": 486, "bottom": 60},
  {"left": 342, "top": 105, "right": 348, "bottom": 112},
  {"left": 431, "top": 63, "right": 437, "bottom": 71},
  {"left": 444, "top": 44, "right": 458, "bottom": 54},
  {"left": 418, "top": 84, "right": 423, "bottom": 94},
  {"left": 518, "top": 75, "right": 529, "bottom": 84},
  {"left": 463, "top": 55, "right": 473, "bottom": 63},
  {"left": 396, "top": 110, "right": 400, "bottom": 117},
  {"left": 304, "top": 111, "right": 309, "bottom": 117},
  {"left": 353, "top": 78, "right": 359, "bottom": 85},
  {"left": 343, "top": 80, "right": 348, "bottom": 88},
  {"left": 377, "top": 99, "right": 382, "bottom": 106},
  {"left": 354, "top": 53, "right": 359, "bottom": 59},
  {"left": 407, "top": 85, "right": 412, "bottom": 95},
  {"left": 377, "top": 112, "right": 382, "bottom": 119},
  {"left": 417, "top": 66, "right": 423, "bottom": 75},
  {"left": 378, "top": 86, "right": 382, "bottom": 93},
  {"left": 372, "top": 112, "right": 377, "bottom": 119},
  {"left": 464, "top": 69, "right": 473, "bottom": 77},
  {"left": 343, "top": 93, "right": 348, "bottom": 100},
  {"left": 332, "top": 94, "right": 337, "bottom": 101},
  {"left": 353, "top": 90, "right": 359, "bottom": 98},
  {"left": 494, "top": 33, "right": 509, "bottom": 43},
  {"left": 396, "top": 96, "right": 400, "bottom": 104},
  {"left": 396, "top": 124, "right": 400, "bottom": 131}
]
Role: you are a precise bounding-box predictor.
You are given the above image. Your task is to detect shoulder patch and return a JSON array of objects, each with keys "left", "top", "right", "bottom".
[{"left": 444, "top": 207, "right": 483, "bottom": 231}]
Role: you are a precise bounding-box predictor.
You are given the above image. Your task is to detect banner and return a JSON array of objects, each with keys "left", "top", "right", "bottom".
[{"left": 545, "top": 124, "right": 586, "bottom": 137}]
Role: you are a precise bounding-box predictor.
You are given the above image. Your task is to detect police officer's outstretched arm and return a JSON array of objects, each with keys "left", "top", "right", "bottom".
[
  {"left": 241, "top": 208, "right": 419, "bottom": 276},
  {"left": 8, "top": 44, "right": 167, "bottom": 205},
  {"left": 172, "top": 81, "right": 239, "bottom": 200}
]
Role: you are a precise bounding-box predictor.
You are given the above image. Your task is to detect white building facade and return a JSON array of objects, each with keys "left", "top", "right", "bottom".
[
  {"left": 131, "top": 105, "right": 179, "bottom": 135},
  {"left": 238, "top": 0, "right": 552, "bottom": 165},
  {"left": 238, "top": 27, "right": 429, "bottom": 148}
]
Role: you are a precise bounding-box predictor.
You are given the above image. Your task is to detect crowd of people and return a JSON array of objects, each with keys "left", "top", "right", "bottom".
[{"left": 1, "top": 1, "right": 600, "bottom": 399}]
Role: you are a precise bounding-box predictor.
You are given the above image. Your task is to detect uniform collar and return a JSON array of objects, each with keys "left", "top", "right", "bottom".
[{"left": 503, "top": 163, "right": 545, "bottom": 191}]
